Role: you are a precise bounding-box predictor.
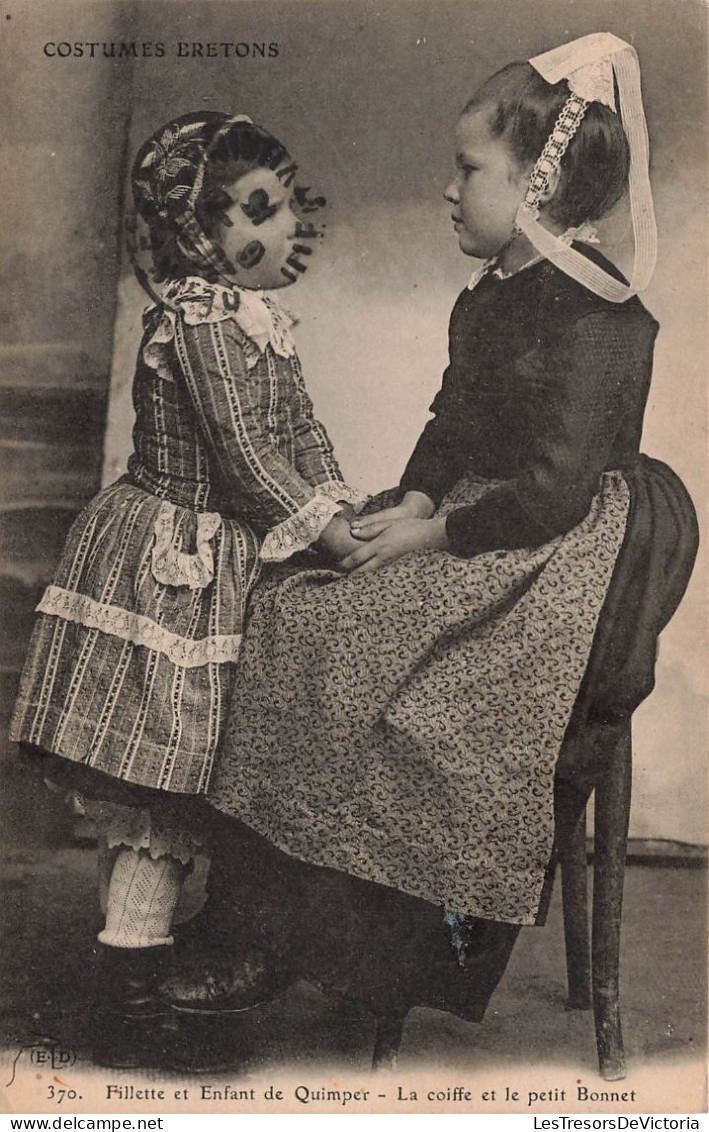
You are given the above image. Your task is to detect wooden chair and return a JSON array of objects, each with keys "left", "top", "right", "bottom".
[{"left": 371, "top": 713, "right": 633, "bottom": 1082}]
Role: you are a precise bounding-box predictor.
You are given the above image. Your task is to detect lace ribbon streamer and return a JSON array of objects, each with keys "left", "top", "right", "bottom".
[
  {"left": 519, "top": 34, "right": 657, "bottom": 303},
  {"left": 467, "top": 223, "right": 599, "bottom": 291}
]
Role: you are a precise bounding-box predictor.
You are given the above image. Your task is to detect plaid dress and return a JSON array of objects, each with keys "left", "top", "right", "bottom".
[{"left": 10, "top": 278, "right": 360, "bottom": 795}]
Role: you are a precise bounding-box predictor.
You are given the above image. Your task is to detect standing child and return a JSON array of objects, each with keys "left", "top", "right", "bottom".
[
  {"left": 10, "top": 110, "right": 363, "bottom": 1069},
  {"left": 206, "top": 33, "right": 697, "bottom": 1009}
]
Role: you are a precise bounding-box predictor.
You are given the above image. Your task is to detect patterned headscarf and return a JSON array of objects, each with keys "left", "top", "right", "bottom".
[{"left": 128, "top": 111, "right": 324, "bottom": 300}]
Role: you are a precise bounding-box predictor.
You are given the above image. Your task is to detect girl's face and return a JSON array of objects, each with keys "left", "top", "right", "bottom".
[
  {"left": 444, "top": 109, "right": 532, "bottom": 260},
  {"left": 217, "top": 167, "right": 302, "bottom": 290}
]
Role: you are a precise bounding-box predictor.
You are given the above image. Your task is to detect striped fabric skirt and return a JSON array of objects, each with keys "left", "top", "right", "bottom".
[{"left": 10, "top": 479, "right": 262, "bottom": 795}]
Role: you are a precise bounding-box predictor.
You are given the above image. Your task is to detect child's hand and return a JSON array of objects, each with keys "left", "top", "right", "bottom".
[
  {"left": 350, "top": 491, "right": 435, "bottom": 540},
  {"left": 318, "top": 512, "right": 364, "bottom": 565},
  {"left": 340, "top": 517, "right": 449, "bottom": 573},
  {"left": 350, "top": 504, "right": 412, "bottom": 540}
]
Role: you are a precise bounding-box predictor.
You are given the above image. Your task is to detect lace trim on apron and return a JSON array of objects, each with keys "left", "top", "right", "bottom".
[{"left": 36, "top": 585, "right": 242, "bottom": 669}]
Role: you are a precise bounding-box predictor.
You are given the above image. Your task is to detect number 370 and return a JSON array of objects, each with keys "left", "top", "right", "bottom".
[{"left": 46, "top": 1085, "right": 79, "bottom": 1103}]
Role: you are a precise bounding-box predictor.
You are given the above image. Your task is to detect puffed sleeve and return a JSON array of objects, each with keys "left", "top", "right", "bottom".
[
  {"left": 173, "top": 316, "right": 359, "bottom": 559},
  {"left": 443, "top": 309, "right": 658, "bottom": 557}
]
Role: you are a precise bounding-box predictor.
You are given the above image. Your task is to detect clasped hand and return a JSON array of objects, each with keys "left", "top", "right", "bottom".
[{"left": 341, "top": 499, "right": 449, "bottom": 573}]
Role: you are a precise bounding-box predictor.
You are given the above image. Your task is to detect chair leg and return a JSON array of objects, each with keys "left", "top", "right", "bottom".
[
  {"left": 556, "top": 774, "right": 593, "bottom": 1009},
  {"left": 372, "top": 1011, "right": 407, "bottom": 1071},
  {"left": 592, "top": 719, "right": 632, "bottom": 1081},
  {"left": 560, "top": 803, "right": 591, "bottom": 1010}
]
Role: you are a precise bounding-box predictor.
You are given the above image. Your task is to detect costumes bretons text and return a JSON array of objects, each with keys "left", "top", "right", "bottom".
[{"left": 42, "top": 41, "right": 280, "bottom": 58}]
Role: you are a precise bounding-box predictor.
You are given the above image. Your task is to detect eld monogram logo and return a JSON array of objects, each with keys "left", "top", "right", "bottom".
[
  {"left": 6, "top": 1037, "right": 76, "bottom": 1087},
  {"left": 29, "top": 1044, "right": 76, "bottom": 1068}
]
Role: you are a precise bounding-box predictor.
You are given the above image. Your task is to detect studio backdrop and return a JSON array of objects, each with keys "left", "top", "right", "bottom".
[{"left": 1, "top": 0, "right": 706, "bottom": 847}]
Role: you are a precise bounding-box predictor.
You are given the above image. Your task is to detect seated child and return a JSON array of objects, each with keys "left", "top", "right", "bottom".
[{"left": 200, "top": 35, "right": 697, "bottom": 1028}]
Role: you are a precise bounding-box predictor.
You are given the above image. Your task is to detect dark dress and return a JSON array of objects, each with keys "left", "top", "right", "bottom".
[
  {"left": 400, "top": 250, "right": 656, "bottom": 554},
  {"left": 204, "top": 247, "right": 697, "bottom": 1023}
]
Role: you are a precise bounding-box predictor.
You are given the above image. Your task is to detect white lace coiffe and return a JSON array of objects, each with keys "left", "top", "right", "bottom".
[{"left": 515, "top": 32, "right": 657, "bottom": 303}]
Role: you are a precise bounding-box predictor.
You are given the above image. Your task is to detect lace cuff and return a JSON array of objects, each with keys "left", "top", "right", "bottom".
[
  {"left": 316, "top": 480, "right": 368, "bottom": 511},
  {"left": 260, "top": 481, "right": 367, "bottom": 562}
]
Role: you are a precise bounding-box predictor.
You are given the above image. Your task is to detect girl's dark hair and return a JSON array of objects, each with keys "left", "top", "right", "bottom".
[{"left": 464, "top": 62, "right": 630, "bottom": 227}]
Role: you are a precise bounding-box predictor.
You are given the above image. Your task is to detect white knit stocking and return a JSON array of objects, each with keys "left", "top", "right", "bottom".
[
  {"left": 97, "top": 837, "right": 119, "bottom": 917},
  {"left": 99, "top": 847, "right": 186, "bottom": 948}
]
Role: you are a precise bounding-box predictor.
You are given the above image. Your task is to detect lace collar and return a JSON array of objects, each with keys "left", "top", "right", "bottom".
[
  {"left": 161, "top": 277, "right": 296, "bottom": 357},
  {"left": 143, "top": 277, "right": 297, "bottom": 379},
  {"left": 467, "top": 223, "right": 600, "bottom": 291}
]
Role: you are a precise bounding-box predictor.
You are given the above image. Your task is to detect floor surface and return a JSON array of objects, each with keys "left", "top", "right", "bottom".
[{"left": 1, "top": 845, "right": 705, "bottom": 1079}]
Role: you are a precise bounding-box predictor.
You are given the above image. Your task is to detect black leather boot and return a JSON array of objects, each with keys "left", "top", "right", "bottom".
[
  {"left": 87, "top": 944, "right": 179, "bottom": 1070},
  {"left": 88, "top": 944, "right": 244, "bottom": 1073},
  {"left": 163, "top": 817, "right": 300, "bottom": 1016},
  {"left": 160, "top": 946, "right": 293, "bottom": 1015}
]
